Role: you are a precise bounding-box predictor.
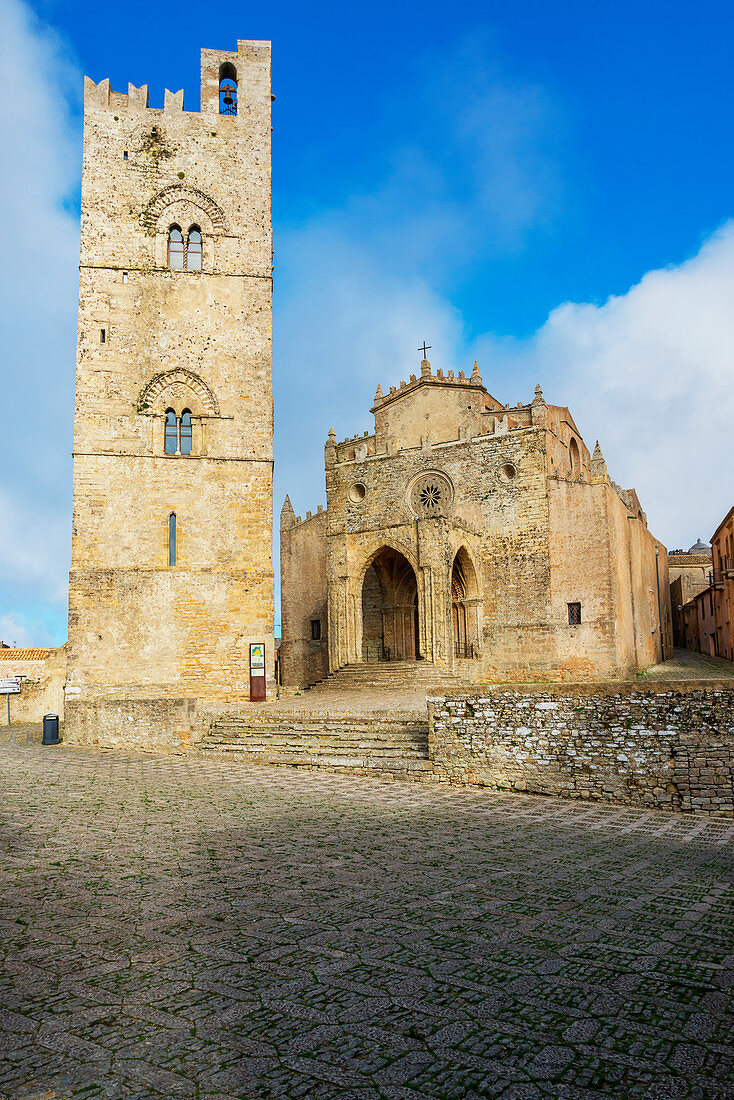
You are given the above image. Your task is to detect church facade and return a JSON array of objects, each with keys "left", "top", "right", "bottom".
[
  {"left": 281, "top": 359, "right": 673, "bottom": 686},
  {"left": 65, "top": 41, "right": 275, "bottom": 740}
]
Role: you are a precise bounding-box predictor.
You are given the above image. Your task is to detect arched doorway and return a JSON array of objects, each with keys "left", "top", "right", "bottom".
[
  {"left": 451, "top": 548, "right": 479, "bottom": 659},
  {"left": 362, "top": 548, "right": 419, "bottom": 662}
]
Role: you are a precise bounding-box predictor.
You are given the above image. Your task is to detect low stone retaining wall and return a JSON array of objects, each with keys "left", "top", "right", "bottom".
[
  {"left": 428, "top": 681, "right": 734, "bottom": 816},
  {"left": 64, "top": 698, "right": 203, "bottom": 751}
]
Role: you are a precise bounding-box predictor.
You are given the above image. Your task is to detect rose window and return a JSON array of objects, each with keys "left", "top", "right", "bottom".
[{"left": 410, "top": 473, "right": 453, "bottom": 516}]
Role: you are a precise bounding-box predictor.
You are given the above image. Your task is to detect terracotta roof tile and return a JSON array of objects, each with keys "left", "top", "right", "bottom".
[{"left": 0, "top": 649, "right": 52, "bottom": 661}]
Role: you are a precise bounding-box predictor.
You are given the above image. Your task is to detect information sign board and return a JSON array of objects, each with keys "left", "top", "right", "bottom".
[
  {"left": 0, "top": 678, "right": 21, "bottom": 695},
  {"left": 249, "top": 643, "right": 266, "bottom": 702}
]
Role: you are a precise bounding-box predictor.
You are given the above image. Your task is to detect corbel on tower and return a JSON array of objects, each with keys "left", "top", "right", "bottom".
[
  {"left": 421, "top": 358, "right": 431, "bottom": 378},
  {"left": 164, "top": 88, "right": 184, "bottom": 111},
  {"left": 127, "top": 83, "right": 149, "bottom": 109},
  {"left": 84, "top": 76, "right": 111, "bottom": 107}
]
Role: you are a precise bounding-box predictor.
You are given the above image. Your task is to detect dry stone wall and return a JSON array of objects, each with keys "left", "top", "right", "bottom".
[{"left": 429, "top": 683, "right": 734, "bottom": 816}]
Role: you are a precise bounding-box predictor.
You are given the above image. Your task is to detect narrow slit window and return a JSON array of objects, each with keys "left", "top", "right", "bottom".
[
  {"left": 123, "top": 150, "right": 128, "bottom": 161},
  {"left": 168, "top": 513, "right": 176, "bottom": 567},
  {"left": 168, "top": 225, "right": 184, "bottom": 270},
  {"left": 187, "top": 227, "right": 202, "bottom": 271},
  {"left": 164, "top": 409, "right": 178, "bottom": 454},
  {"left": 180, "top": 410, "right": 192, "bottom": 455},
  {"left": 310, "top": 619, "right": 321, "bottom": 641},
  {"left": 99, "top": 328, "right": 106, "bottom": 343},
  {"left": 122, "top": 271, "right": 128, "bottom": 284},
  {"left": 568, "top": 602, "right": 582, "bottom": 625}
]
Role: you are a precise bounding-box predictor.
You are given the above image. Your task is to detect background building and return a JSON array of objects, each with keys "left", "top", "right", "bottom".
[
  {"left": 711, "top": 507, "right": 734, "bottom": 660},
  {"left": 668, "top": 539, "right": 711, "bottom": 648},
  {"left": 281, "top": 358, "right": 672, "bottom": 687},
  {"left": 65, "top": 41, "right": 275, "bottom": 742}
]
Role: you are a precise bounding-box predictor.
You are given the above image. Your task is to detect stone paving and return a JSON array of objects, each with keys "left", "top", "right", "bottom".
[
  {"left": 242, "top": 649, "right": 734, "bottom": 721},
  {"left": 637, "top": 649, "right": 734, "bottom": 681},
  {"left": 1, "top": 742, "right": 733, "bottom": 1100}
]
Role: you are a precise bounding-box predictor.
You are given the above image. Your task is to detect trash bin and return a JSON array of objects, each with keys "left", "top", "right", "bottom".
[{"left": 42, "top": 714, "right": 60, "bottom": 745}]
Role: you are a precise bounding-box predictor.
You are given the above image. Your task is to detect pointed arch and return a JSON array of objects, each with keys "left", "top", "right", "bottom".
[
  {"left": 361, "top": 545, "right": 420, "bottom": 662},
  {"left": 451, "top": 546, "right": 481, "bottom": 660}
]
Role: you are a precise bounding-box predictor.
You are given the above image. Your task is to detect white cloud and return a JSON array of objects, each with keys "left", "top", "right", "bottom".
[
  {"left": 279, "top": 207, "right": 734, "bottom": 550},
  {"left": 0, "top": 0, "right": 80, "bottom": 642},
  {"left": 505, "top": 223, "right": 734, "bottom": 545}
]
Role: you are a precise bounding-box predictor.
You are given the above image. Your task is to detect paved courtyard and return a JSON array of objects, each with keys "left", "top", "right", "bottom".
[{"left": 1, "top": 743, "right": 733, "bottom": 1100}]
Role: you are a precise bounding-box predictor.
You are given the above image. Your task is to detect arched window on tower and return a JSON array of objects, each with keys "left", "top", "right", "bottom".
[
  {"left": 168, "top": 225, "right": 184, "bottom": 270},
  {"left": 164, "top": 409, "right": 178, "bottom": 454},
  {"left": 219, "top": 63, "right": 237, "bottom": 115},
  {"left": 187, "top": 227, "right": 202, "bottom": 271},
  {"left": 180, "top": 410, "right": 192, "bottom": 455}
]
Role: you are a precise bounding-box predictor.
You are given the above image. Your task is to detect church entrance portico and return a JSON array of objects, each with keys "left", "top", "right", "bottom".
[{"left": 361, "top": 547, "right": 420, "bottom": 662}]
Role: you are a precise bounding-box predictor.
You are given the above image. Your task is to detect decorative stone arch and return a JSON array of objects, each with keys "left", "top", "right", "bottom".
[
  {"left": 569, "top": 436, "right": 581, "bottom": 479},
  {"left": 138, "top": 368, "right": 220, "bottom": 417},
  {"left": 357, "top": 537, "right": 421, "bottom": 588},
  {"left": 450, "top": 545, "right": 482, "bottom": 661},
  {"left": 141, "top": 185, "right": 227, "bottom": 234},
  {"left": 359, "top": 543, "right": 421, "bottom": 663}
]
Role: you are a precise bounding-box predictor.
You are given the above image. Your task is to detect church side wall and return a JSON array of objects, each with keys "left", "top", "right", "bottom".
[
  {"left": 547, "top": 480, "right": 618, "bottom": 679},
  {"left": 547, "top": 480, "right": 671, "bottom": 679},
  {"left": 280, "top": 512, "right": 329, "bottom": 687}
]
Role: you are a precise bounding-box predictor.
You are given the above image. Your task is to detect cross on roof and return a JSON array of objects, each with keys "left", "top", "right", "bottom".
[{"left": 418, "top": 342, "right": 431, "bottom": 358}]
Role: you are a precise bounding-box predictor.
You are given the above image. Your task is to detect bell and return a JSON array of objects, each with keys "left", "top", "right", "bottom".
[{"left": 222, "top": 85, "right": 235, "bottom": 106}]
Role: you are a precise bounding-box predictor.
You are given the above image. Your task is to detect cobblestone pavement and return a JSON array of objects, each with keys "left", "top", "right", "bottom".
[
  {"left": 1, "top": 743, "right": 733, "bottom": 1100},
  {"left": 638, "top": 649, "right": 734, "bottom": 681}
]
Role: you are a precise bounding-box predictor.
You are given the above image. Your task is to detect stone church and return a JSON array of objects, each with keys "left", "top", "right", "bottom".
[
  {"left": 64, "top": 41, "right": 275, "bottom": 741},
  {"left": 281, "top": 359, "right": 672, "bottom": 686}
]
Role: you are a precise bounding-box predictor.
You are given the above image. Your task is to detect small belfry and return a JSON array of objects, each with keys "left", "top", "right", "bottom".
[
  {"left": 65, "top": 41, "right": 275, "bottom": 741},
  {"left": 280, "top": 354, "right": 672, "bottom": 686}
]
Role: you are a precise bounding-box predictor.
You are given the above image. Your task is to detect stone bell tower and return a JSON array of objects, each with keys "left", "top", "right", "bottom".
[{"left": 66, "top": 41, "right": 274, "bottom": 743}]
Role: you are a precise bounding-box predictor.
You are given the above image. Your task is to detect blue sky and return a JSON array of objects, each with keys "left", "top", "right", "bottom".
[{"left": 2, "top": 0, "right": 733, "bottom": 645}]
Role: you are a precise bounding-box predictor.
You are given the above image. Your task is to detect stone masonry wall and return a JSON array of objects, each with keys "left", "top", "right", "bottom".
[
  {"left": 67, "top": 41, "right": 275, "bottom": 728},
  {"left": 0, "top": 648, "right": 67, "bottom": 724},
  {"left": 429, "top": 683, "right": 734, "bottom": 815},
  {"left": 65, "top": 697, "right": 203, "bottom": 751}
]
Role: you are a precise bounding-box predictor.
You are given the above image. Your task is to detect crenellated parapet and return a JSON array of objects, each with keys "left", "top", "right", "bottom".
[
  {"left": 370, "top": 358, "right": 493, "bottom": 413},
  {"left": 83, "top": 39, "right": 272, "bottom": 117}
]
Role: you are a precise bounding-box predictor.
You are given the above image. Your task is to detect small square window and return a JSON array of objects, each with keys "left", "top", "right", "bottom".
[
  {"left": 100, "top": 328, "right": 106, "bottom": 343},
  {"left": 568, "top": 602, "right": 581, "bottom": 625},
  {"left": 310, "top": 619, "right": 321, "bottom": 641}
]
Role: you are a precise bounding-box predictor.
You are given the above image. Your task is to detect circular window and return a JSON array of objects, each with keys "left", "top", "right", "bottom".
[
  {"left": 409, "top": 472, "right": 454, "bottom": 517},
  {"left": 499, "top": 462, "right": 517, "bottom": 482},
  {"left": 349, "top": 482, "right": 366, "bottom": 503}
]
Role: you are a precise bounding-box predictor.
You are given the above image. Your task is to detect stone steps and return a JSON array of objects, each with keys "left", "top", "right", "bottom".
[
  {"left": 306, "top": 661, "right": 470, "bottom": 693},
  {"left": 199, "top": 715, "right": 431, "bottom": 774}
]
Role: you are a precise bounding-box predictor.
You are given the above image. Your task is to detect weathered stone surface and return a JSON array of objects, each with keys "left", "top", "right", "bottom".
[
  {"left": 66, "top": 41, "right": 275, "bottom": 748},
  {"left": 430, "top": 682, "right": 734, "bottom": 816}
]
